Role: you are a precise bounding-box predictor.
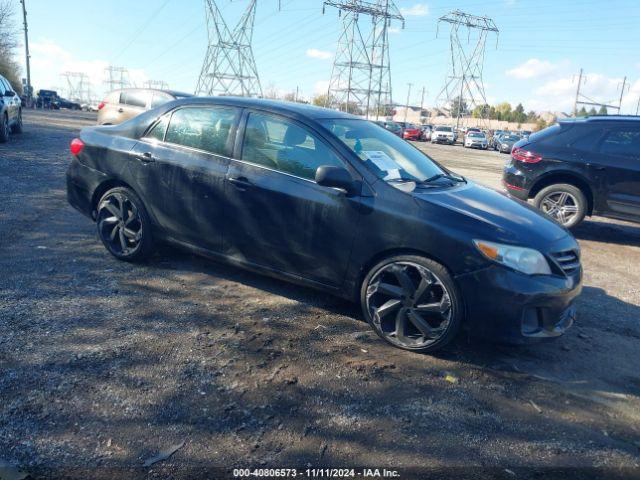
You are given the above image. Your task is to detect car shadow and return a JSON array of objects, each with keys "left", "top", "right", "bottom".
[{"left": 573, "top": 218, "right": 640, "bottom": 246}]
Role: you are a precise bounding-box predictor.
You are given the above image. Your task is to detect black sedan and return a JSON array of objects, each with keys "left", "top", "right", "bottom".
[{"left": 67, "top": 97, "right": 582, "bottom": 353}]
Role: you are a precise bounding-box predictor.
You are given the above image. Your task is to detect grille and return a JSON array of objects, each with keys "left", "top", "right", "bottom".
[{"left": 551, "top": 249, "right": 581, "bottom": 275}]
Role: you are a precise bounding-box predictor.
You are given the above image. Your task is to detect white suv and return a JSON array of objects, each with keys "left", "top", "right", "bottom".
[{"left": 431, "top": 126, "right": 455, "bottom": 145}]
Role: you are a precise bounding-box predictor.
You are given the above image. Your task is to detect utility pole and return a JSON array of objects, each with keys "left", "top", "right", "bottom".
[
  {"left": 435, "top": 10, "right": 498, "bottom": 130},
  {"left": 573, "top": 68, "right": 583, "bottom": 116},
  {"left": 20, "top": 0, "right": 32, "bottom": 106},
  {"left": 404, "top": 82, "right": 412, "bottom": 125},
  {"left": 636, "top": 96, "right": 640, "bottom": 116},
  {"left": 618, "top": 76, "right": 627, "bottom": 112},
  {"left": 420, "top": 86, "right": 426, "bottom": 122}
]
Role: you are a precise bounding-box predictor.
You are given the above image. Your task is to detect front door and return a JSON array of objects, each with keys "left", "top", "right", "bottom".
[
  {"left": 223, "top": 111, "right": 363, "bottom": 287},
  {"left": 595, "top": 125, "right": 640, "bottom": 219},
  {"left": 128, "top": 106, "right": 240, "bottom": 251}
]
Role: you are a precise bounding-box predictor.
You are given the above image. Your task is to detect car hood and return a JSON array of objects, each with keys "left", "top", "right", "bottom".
[{"left": 412, "top": 181, "right": 568, "bottom": 247}]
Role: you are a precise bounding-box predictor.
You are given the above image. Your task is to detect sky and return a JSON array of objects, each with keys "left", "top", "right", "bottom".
[{"left": 14, "top": 0, "right": 640, "bottom": 114}]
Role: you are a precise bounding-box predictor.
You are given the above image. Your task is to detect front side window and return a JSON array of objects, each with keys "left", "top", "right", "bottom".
[
  {"left": 242, "top": 113, "right": 345, "bottom": 181},
  {"left": 321, "top": 118, "right": 445, "bottom": 182},
  {"left": 600, "top": 127, "right": 640, "bottom": 157},
  {"left": 165, "top": 107, "right": 238, "bottom": 156}
]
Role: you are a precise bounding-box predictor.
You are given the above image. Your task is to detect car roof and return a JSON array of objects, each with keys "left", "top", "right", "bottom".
[
  {"left": 166, "top": 96, "right": 361, "bottom": 120},
  {"left": 560, "top": 115, "right": 640, "bottom": 124}
]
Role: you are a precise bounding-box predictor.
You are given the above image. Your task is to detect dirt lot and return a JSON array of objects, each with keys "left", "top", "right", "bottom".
[{"left": 1, "top": 110, "right": 639, "bottom": 479}]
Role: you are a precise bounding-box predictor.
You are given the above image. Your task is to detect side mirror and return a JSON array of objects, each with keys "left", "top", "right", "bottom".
[{"left": 315, "top": 166, "right": 358, "bottom": 195}]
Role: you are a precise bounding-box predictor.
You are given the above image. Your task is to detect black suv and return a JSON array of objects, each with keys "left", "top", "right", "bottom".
[{"left": 503, "top": 116, "right": 640, "bottom": 228}]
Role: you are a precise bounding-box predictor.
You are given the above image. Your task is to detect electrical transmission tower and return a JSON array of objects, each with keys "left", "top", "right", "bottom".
[
  {"left": 435, "top": 10, "right": 498, "bottom": 130},
  {"left": 573, "top": 68, "right": 628, "bottom": 116},
  {"left": 61, "top": 72, "right": 91, "bottom": 103},
  {"left": 324, "top": 1, "right": 404, "bottom": 119},
  {"left": 104, "top": 66, "right": 130, "bottom": 92},
  {"left": 144, "top": 80, "right": 170, "bottom": 90},
  {"left": 196, "top": 0, "right": 263, "bottom": 97}
]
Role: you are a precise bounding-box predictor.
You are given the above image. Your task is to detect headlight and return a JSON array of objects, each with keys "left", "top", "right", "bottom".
[
  {"left": 502, "top": 143, "right": 508, "bottom": 148},
  {"left": 473, "top": 240, "right": 552, "bottom": 275}
]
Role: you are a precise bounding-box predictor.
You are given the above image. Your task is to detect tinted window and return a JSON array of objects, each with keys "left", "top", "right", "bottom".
[
  {"left": 121, "top": 90, "right": 148, "bottom": 108},
  {"left": 242, "top": 113, "right": 344, "bottom": 181},
  {"left": 150, "top": 92, "right": 173, "bottom": 109},
  {"left": 0, "top": 77, "right": 8, "bottom": 93},
  {"left": 144, "top": 115, "right": 169, "bottom": 142},
  {"left": 600, "top": 127, "right": 640, "bottom": 157},
  {"left": 165, "top": 107, "right": 238, "bottom": 156},
  {"left": 535, "top": 123, "right": 604, "bottom": 151}
]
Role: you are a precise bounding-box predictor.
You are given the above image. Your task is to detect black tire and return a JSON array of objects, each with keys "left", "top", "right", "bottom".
[
  {"left": 360, "top": 255, "right": 464, "bottom": 353},
  {"left": 0, "top": 113, "right": 8, "bottom": 143},
  {"left": 11, "top": 110, "right": 23, "bottom": 134},
  {"left": 96, "top": 187, "right": 154, "bottom": 262},
  {"left": 533, "top": 183, "right": 587, "bottom": 229}
]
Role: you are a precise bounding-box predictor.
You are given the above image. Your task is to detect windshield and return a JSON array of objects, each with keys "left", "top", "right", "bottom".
[
  {"left": 435, "top": 126, "right": 452, "bottom": 132},
  {"left": 469, "top": 133, "right": 484, "bottom": 138},
  {"left": 503, "top": 135, "right": 521, "bottom": 141},
  {"left": 321, "top": 118, "right": 445, "bottom": 182}
]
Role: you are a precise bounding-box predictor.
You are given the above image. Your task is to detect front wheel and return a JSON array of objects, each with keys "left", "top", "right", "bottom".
[
  {"left": 534, "top": 183, "right": 587, "bottom": 229},
  {"left": 361, "top": 255, "right": 464, "bottom": 353},
  {"left": 96, "top": 187, "right": 154, "bottom": 261}
]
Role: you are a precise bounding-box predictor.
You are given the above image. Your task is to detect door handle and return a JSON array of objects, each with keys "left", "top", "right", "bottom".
[
  {"left": 135, "top": 152, "right": 156, "bottom": 163},
  {"left": 228, "top": 176, "right": 253, "bottom": 190},
  {"left": 586, "top": 163, "right": 606, "bottom": 171}
]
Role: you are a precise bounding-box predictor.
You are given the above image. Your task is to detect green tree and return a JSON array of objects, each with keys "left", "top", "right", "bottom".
[
  {"left": 495, "top": 102, "right": 512, "bottom": 121},
  {"left": 534, "top": 118, "right": 548, "bottom": 131},
  {"left": 577, "top": 106, "right": 588, "bottom": 117},
  {"left": 312, "top": 94, "right": 330, "bottom": 107},
  {"left": 450, "top": 96, "right": 468, "bottom": 118},
  {"left": 598, "top": 105, "right": 608, "bottom": 115},
  {"left": 471, "top": 104, "right": 490, "bottom": 118},
  {"left": 588, "top": 107, "right": 597, "bottom": 116},
  {"left": 513, "top": 103, "right": 527, "bottom": 124}
]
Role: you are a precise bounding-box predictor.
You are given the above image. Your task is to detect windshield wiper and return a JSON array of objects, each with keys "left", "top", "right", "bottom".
[{"left": 421, "top": 173, "right": 466, "bottom": 184}]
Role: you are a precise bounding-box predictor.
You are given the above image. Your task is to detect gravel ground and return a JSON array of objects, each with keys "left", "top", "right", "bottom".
[{"left": 1, "top": 110, "right": 639, "bottom": 479}]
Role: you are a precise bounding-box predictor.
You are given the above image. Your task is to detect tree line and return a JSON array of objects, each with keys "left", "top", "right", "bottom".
[{"left": 0, "top": 0, "right": 21, "bottom": 93}]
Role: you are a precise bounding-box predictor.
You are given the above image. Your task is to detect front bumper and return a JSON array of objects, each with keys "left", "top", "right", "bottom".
[
  {"left": 433, "top": 136, "right": 454, "bottom": 144},
  {"left": 456, "top": 264, "right": 582, "bottom": 344}
]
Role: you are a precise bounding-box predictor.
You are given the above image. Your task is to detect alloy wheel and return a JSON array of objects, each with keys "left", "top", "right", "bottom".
[
  {"left": 365, "top": 262, "right": 453, "bottom": 349},
  {"left": 97, "top": 192, "right": 143, "bottom": 256},
  {"left": 540, "top": 191, "right": 579, "bottom": 226}
]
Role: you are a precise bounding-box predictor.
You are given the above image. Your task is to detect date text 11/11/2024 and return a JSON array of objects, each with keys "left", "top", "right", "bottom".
[{"left": 233, "top": 468, "right": 401, "bottom": 478}]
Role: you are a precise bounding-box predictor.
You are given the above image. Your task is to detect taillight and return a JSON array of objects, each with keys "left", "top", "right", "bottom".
[
  {"left": 512, "top": 146, "right": 542, "bottom": 163},
  {"left": 97, "top": 101, "right": 106, "bottom": 110},
  {"left": 70, "top": 138, "right": 85, "bottom": 156}
]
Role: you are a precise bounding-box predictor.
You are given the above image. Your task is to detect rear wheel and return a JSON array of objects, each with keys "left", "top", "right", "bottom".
[
  {"left": 361, "top": 255, "right": 463, "bottom": 353},
  {"left": 96, "top": 187, "right": 154, "bottom": 261},
  {"left": 0, "top": 113, "right": 8, "bottom": 143},
  {"left": 534, "top": 183, "right": 587, "bottom": 229}
]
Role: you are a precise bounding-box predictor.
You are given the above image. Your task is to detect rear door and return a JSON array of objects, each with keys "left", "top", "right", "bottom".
[
  {"left": 222, "top": 110, "right": 363, "bottom": 287},
  {"left": 593, "top": 124, "right": 640, "bottom": 219},
  {"left": 0, "top": 77, "right": 17, "bottom": 123},
  {"left": 129, "top": 105, "right": 240, "bottom": 251}
]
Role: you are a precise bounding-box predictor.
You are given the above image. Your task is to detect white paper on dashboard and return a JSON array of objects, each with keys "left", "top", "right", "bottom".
[{"left": 363, "top": 151, "right": 399, "bottom": 172}]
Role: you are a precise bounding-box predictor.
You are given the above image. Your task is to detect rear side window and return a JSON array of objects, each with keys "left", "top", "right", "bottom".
[
  {"left": 120, "top": 90, "right": 148, "bottom": 108},
  {"left": 165, "top": 107, "right": 239, "bottom": 156},
  {"left": 599, "top": 127, "right": 640, "bottom": 157},
  {"left": 144, "top": 115, "right": 170, "bottom": 142},
  {"left": 534, "top": 124, "right": 604, "bottom": 152}
]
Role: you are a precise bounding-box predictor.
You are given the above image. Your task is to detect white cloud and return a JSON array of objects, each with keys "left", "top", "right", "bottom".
[
  {"left": 506, "top": 58, "right": 559, "bottom": 79},
  {"left": 388, "top": 27, "right": 401, "bottom": 34},
  {"left": 306, "top": 49, "right": 332, "bottom": 60},
  {"left": 21, "top": 40, "right": 149, "bottom": 100},
  {"left": 528, "top": 72, "right": 638, "bottom": 113},
  {"left": 400, "top": 3, "right": 429, "bottom": 17}
]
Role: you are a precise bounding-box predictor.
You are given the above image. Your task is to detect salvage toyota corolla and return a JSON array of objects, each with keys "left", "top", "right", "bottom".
[{"left": 66, "top": 97, "right": 582, "bottom": 353}]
